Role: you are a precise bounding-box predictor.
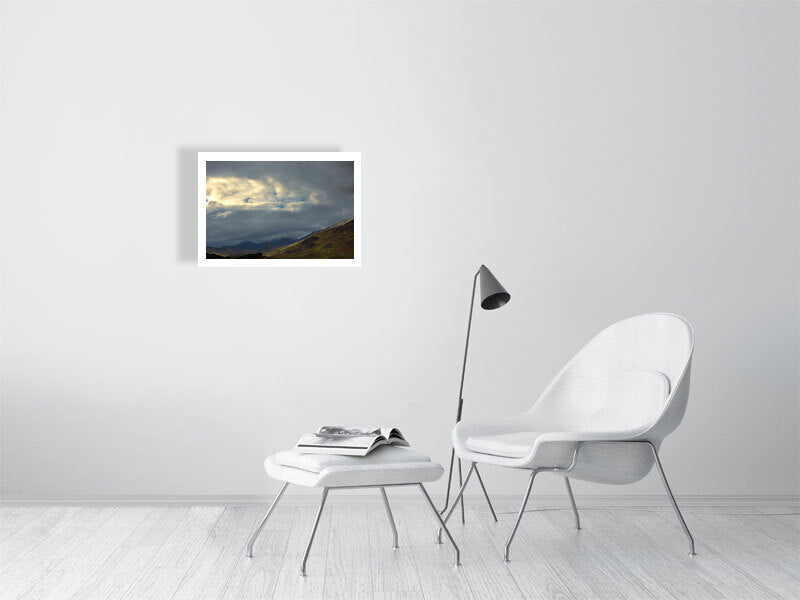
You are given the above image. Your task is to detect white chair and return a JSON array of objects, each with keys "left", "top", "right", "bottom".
[{"left": 439, "top": 313, "right": 697, "bottom": 561}]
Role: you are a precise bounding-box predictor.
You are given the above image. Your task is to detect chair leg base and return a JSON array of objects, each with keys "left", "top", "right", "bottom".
[
  {"left": 564, "top": 477, "right": 582, "bottom": 532},
  {"left": 647, "top": 442, "right": 697, "bottom": 557},
  {"left": 501, "top": 470, "right": 538, "bottom": 563}
]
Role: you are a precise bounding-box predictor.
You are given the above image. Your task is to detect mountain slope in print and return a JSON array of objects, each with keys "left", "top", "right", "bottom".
[
  {"left": 262, "top": 219, "right": 354, "bottom": 259},
  {"left": 206, "top": 219, "right": 354, "bottom": 260},
  {"left": 206, "top": 237, "right": 300, "bottom": 257}
]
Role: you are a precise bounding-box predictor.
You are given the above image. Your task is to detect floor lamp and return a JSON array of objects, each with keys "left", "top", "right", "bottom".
[{"left": 440, "top": 264, "right": 510, "bottom": 524}]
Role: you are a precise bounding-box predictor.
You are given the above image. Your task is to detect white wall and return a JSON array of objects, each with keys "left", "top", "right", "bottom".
[{"left": 1, "top": 0, "right": 797, "bottom": 500}]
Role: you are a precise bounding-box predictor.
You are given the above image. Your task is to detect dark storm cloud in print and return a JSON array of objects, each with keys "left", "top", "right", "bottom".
[{"left": 205, "top": 161, "right": 354, "bottom": 247}]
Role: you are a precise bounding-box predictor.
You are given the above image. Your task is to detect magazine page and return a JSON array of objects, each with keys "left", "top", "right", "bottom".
[
  {"left": 295, "top": 432, "right": 386, "bottom": 456},
  {"left": 316, "top": 425, "right": 381, "bottom": 437},
  {"left": 298, "top": 433, "right": 380, "bottom": 450},
  {"left": 316, "top": 426, "right": 408, "bottom": 446},
  {"left": 380, "top": 427, "right": 409, "bottom": 446},
  {"left": 297, "top": 426, "right": 408, "bottom": 455}
]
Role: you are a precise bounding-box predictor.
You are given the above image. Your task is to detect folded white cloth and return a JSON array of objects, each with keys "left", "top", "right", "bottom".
[
  {"left": 274, "top": 446, "right": 434, "bottom": 473},
  {"left": 265, "top": 445, "right": 444, "bottom": 488}
]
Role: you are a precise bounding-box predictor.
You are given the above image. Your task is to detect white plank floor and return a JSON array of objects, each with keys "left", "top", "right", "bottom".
[{"left": 0, "top": 503, "right": 797, "bottom": 600}]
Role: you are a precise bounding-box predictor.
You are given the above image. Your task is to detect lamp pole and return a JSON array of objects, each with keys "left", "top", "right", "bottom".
[{"left": 440, "top": 267, "right": 499, "bottom": 524}]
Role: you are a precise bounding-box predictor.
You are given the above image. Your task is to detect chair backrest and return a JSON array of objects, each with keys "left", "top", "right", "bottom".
[{"left": 528, "top": 313, "right": 694, "bottom": 443}]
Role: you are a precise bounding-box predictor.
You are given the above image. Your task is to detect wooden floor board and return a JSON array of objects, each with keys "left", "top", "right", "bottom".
[
  {"left": 594, "top": 508, "right": 749, "bottom": 600},
  {"left": 266, "top": 504, "right": 330, "bottom": 600},
  {"left": 367, "top": 501, "right": 425, "bottom": 600},
  {"left": 684, "top": 510, "right": 800, "bottom": 599},
  {"left": 401, "top": 503, "right": 474, "bottom": 600},
  {"left": 172, "top": 507, "right": 262, "bottom": 600},
  {"left": 18, "top": 508, "right": 151, "bottom": 600},
  {"left": 473, "top": 504, "right": 577, "bottom": 600},
  {"left": 453, "top": 508, "right": 525, "bottom": 600},
  {"left": 67, "top": 506, "right": 188, "bottom": 600},
  {"left": 221, "top": 505, "right": 296, "bottom": 600},
  {"left": 0, "top": 503, "right": 798, "bottom": 600},
  {"left": 628, "top": 508, "right": 784, "bottom": 600},
  {"left": 542, "top": 507, "right": 664, "bottom": 599},
  {"left": 747, "top": 507, "right": 800, "bottom": 549},
  {"left": 0, "top": 508, "right": 46, "bottom": 544},
  {"left": 323, "top": 506, "right": 373, "bottom": 600},
  {"left": 0, "top": 507, "right": 82, "bottom": 573},
  {"left": 118, "top": 506, "right": 224, "bottom": 600},
  {"left": 718, "top": 508, "right": 800, "bottom": 553},
  {"left": 0, "top": 507, "right": 116, "bottom": 600},
  {"left": 548, "top": 508, "right": 678, "bottom": 600}
]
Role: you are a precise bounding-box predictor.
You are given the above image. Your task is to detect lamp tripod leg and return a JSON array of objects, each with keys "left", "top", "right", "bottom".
[
  {"left": 437, "top": 463, "right": 476, "bottom": 543},
  {"left": 457, "top": 459, "right": 465, "bottom": 524},
  {"left": 440, "top": 448, "right": 456, "bottom": 514}
]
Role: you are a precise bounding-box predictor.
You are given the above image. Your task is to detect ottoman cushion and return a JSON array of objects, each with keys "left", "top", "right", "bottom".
[
  {"left": 265, "top": 445, "right": 444, "bottom": 488},
  {"left": 273, "top": 446, "right": 435, "bottom": 473}
]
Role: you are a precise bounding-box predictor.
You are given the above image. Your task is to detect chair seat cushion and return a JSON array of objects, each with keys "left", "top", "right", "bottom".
[
  {"left": 465, "top": 432, "right": 542, "bottom": 458},
  {"left": 265, "top": 445, "right": 444, "bottom": 488}
]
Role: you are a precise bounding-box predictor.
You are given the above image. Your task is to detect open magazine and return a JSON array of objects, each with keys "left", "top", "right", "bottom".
[{"left": 294, "top": 426, "right": 410, "bottom": 456}]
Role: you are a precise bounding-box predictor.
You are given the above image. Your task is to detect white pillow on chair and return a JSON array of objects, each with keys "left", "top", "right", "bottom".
[{"left": 586, "top": 369, "right": 671, "bottom": 432}]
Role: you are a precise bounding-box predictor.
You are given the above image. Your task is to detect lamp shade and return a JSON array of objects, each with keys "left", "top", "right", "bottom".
[{"left": 478, "top": 265, "right": 510, "bottom": 310}]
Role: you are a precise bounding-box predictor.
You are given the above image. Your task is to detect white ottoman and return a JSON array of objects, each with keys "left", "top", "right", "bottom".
[{"left": 245, "top": 446, "right": 461, "bottom": 575}]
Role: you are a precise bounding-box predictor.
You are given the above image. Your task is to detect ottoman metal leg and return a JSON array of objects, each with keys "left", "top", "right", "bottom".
[
  {"left": 418, "top": 484, "right": 461, "bottom": 567},
  {"left": 301, "top": 487, "right": 329, "bottom": 577},
  {"left": 380, "top": 487, "right": 399, "bottom": 549},
  {"left": 437, "top": 462, "right": 476, "bottom": 544},
  {"left": 246, "top": 481, "right": 289, "bottom": 557}
]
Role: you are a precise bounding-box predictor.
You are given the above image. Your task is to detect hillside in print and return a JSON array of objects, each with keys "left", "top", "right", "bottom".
[{"left": 207, "top": 219, "right": 354, "bottom": 260}]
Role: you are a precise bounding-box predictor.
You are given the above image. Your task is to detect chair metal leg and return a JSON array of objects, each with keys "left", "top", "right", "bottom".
[
  {"left": 504, "top": 470, "right": 538, "bottom": 562},
  {"left": 437, "top": 462, "right": 476, "bottom": 543},
  {"left": 457, "top": 458, "right": 465, "bottom": 524},
  {"left": 246, "top": 481, "right": 289, "bottom": 557},
  {"left": 564, "top": 477, "right": 581, "bottom": 530},
  {"left": 380, "top": 487, "right": 399, "bottom": 549},
  {"left": 474, "top": 466, "right": 498, "bottom": 522},
  {"left": 418, "top": 484, "right": 461, "bottom": 566},
  {"left": 300, "top": 488, "right": 329, "bottom": 576},
  {"left": 648, "top": 442, "right": 696, "bottom": 556}
]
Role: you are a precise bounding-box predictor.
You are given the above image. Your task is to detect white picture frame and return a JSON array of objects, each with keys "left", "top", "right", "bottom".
[{"left": 198, "top": 151, "right": 361, "bottom": 268}]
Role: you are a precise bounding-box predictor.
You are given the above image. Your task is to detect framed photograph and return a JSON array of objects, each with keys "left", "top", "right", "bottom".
[{"left": 198, "top": 152, "right": 361, "bottom": 267}]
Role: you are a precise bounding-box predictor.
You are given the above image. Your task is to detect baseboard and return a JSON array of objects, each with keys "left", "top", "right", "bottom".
[{"left": 1, "top": 494, "right": 798, "bottom": 507}]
